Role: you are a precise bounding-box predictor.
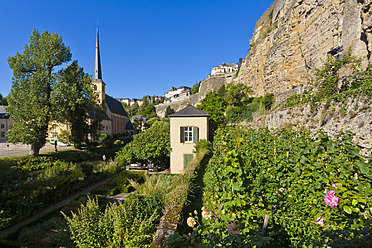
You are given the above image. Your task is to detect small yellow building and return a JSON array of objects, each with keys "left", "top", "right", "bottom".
[
  {"left": 0, "top": 106, "right": 12, "bottom": 141},
  {"left": 169, "top": 105, "right": 209, "bottom": 173}
]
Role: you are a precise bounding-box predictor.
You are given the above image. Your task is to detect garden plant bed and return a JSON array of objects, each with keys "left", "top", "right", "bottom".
[{"left": 0, "top": 149, "right": 123, "bottom": 232}]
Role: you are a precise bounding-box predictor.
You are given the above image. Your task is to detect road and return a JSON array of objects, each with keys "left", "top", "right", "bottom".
[{"left": 0, "top": 141, "right": 72, "bottom": 158}]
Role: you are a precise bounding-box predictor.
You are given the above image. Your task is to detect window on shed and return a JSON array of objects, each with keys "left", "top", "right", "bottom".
[{"left": 180, "top": 126, "right": 199, "bottom": 143}]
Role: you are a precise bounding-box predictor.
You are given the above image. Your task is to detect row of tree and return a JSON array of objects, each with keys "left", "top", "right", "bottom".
[
  {"left": 6, "top": 30, "right": 104, "bottom": 155},
  {"left": 0, "top": 94, "right": 8, "bottom": 106}
]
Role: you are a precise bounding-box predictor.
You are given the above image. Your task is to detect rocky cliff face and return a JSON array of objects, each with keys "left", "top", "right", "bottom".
[{"left": 235, "top": 0, "right": 372, "bottom": 97}]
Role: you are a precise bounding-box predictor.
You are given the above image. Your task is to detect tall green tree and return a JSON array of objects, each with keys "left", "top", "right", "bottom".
[
  {"left": 197, "top": 91, "right": 227, "bottom": 139},
  {"left": 6, "top": 30, "right": 71, "bottom": 155},
  {"left": 164, "top": 106, "right": 175, "bottom": 117},
  {"left": 0, "top": 94, "right": 8, "bottom": 106},
  {"left": 52, "top": 61, "right": 104, "bottom": 148},
  {"left": 142, "top": 103, "right": 157, "bottom": 119},
  {"left": 225, "top": 82, "right": 253, "bottom": 107},
  {"left": 191, "top": 82, "right": 200, "bottom": 94}
]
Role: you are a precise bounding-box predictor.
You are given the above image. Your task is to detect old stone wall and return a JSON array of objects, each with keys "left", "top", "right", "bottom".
[
  {"left": 242, "top": 96, "right": 372, "bottom": 157},
  {"left": 235, "top": 0, "right": 372, "bottom": 97}
]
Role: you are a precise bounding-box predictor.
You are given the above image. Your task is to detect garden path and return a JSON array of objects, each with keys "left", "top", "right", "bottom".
[
  {"left": 106, "top": 190, "right": 138, "bottom": 203},
  {"left": 0, "top": 176, "right": 114, "bottom": 239}
]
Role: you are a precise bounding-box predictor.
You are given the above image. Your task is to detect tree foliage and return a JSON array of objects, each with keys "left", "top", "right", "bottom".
[
  {"left": 142, "top": 103, "right": 157, "bottom": 119},
  {"left": 52, "top": 61, "right": 104, "bottom": 148},
  {"left": 197, "top": 91, "right": 227, "bottom": 138},
  {"left": 6, "top": 30, "right": 72, "bottom": 155},
  {"left": 225, "top": 83, "right": 253, "bottom": 107},
  {"left": 314, "top": 52, "right": 359, "bottom": 101},
  {"left": 191, "top": 82, "right": 200, "bottom": 94},
  {"left": 0, "top": 94, "right": 8, "bottom": 106},
  {"left": 217, "top": 85, "right": 226, "bottom": 98},
  {"left": 116, "top": 120, "right": 170, "bottom": 167},
  {"left": 165, "top": 106, "right": 175, "bottom": 117}
]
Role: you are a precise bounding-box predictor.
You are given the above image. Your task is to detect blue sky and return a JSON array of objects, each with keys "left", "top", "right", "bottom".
[{"left": 0, "top": 0, "right": 273, "bottom": 99}]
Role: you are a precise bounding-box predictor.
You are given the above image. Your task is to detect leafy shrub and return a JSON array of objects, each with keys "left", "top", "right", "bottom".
[
  {"left": 261, "top": 93, "right": 274, "bottom": 110},
  {"left": 63, "top": 195, "right": 162, "bottom": 248},
  {"left": 116, "top": 120, "right": 170, "bottom": 167},
  {"left": 190, "top": 127, "right": 372, "bottom": 247},
  {"left": 225, "top": 100, "right": 260, "bottom": 123},
  {"left": 193, "top": 139, "right": 212, "bottom": 155},
  {"left": 14, "top": 156, "right": 57, "bottom": 171},
  {"left": 129, "top": 172, "right": 177, "bottom": 203},
  {"left": 80, "top": 162, "right": 93, "bottom": 177}
]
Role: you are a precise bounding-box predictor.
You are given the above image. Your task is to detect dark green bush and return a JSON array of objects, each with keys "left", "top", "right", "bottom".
[{"left": 80, "top": 162, "right": 93, "bottom": 177}]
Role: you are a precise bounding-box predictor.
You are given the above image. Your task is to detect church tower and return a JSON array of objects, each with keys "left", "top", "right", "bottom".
[{"left": 92, "top": 25, "right": 105, "bottom": 104}]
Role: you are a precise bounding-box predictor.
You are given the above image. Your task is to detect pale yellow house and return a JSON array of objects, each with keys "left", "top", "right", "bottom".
[
  {"left": 0, "top": 106, "right": 12, "bottom": 141},
  {"left": 169, "top": 105, "right": 209, "bottom": 173}
]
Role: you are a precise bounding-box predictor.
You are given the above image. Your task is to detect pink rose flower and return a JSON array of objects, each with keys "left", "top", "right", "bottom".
[
  {"left": 324, "top": 190, "right": 339, "bottom": 207},
  {"left": 331, "top": 183, "right": 337, "bottom": 188},
  {"left": 316, "top": 216, "right": 324, "bottom": 226}
]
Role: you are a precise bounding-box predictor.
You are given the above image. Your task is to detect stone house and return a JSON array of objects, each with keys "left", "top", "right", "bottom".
[
  {"left": 0, "top": 106, "right": 12, "bottom": 141},
  {"left": 210, "top": 62, "right": 238, "bottom": 76},
  {"left": 165, "top": 86, "right": 191, "bottom": 103},
  {"left": 169, "top": 105, "right": 209, "bottom": 173}
]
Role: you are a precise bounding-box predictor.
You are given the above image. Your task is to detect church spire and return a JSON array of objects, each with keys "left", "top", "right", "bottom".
[{"left": 94, "top": 24, "right": 102, "bottom": 81}]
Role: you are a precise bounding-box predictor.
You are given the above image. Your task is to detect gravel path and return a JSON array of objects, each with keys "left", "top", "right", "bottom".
[
  {"left": 0, "top": 141, "right": 72, "bottom": 158},
  {"left": 0, "top": 176, "right": 113, "bottom": 239}
]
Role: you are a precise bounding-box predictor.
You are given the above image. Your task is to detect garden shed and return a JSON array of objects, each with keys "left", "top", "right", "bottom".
[{"left": 169, "top": 105, "right": 209, "bottom": 173}]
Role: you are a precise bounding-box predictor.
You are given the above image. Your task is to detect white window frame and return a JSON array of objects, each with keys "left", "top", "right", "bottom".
[{"left": 184, "top": 126, "right": 193, "bottom": 143}]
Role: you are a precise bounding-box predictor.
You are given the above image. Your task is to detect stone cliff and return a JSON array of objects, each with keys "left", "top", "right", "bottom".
[{"left": 235, "top": 0, "right": 372, "bottom": 96}]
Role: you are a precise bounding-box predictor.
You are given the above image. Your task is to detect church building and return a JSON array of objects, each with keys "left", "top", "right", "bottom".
[
  {"left": 91, "top": 26, "right": 135, "bottom": 137},
  {"left": 48, "top": 26, "right": 135, "bottom": 144}
]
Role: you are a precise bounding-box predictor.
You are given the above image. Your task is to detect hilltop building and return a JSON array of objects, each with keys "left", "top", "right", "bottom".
[
  {"left": 118, "top": 95, "right": 164, "bottom": 107},
  {"left": 210, "top": 58, "right": 245, "bottom": 77},
  {"left": 210, "top": 62, "right": 238, "bottom": 76},
  {"left": 165, "top": 86, "right": 191, "bottom": 103}
]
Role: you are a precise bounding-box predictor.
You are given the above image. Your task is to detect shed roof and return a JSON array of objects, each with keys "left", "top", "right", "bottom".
[{"left": 169, "top": 105, "right": 209, "bottom": 117}]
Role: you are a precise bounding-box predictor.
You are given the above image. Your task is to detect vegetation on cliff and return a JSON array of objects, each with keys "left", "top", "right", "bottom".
[{"left": 285, "top": 54, "right": 372, "bottom": 109}]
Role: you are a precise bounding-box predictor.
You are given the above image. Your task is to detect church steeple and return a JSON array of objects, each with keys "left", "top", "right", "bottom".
[
  {"left": 94, "top": 24, "right": 102, "bottom": 81},
  {"left": 92, "top": 24, "right": 105, "bottom": 104}
]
